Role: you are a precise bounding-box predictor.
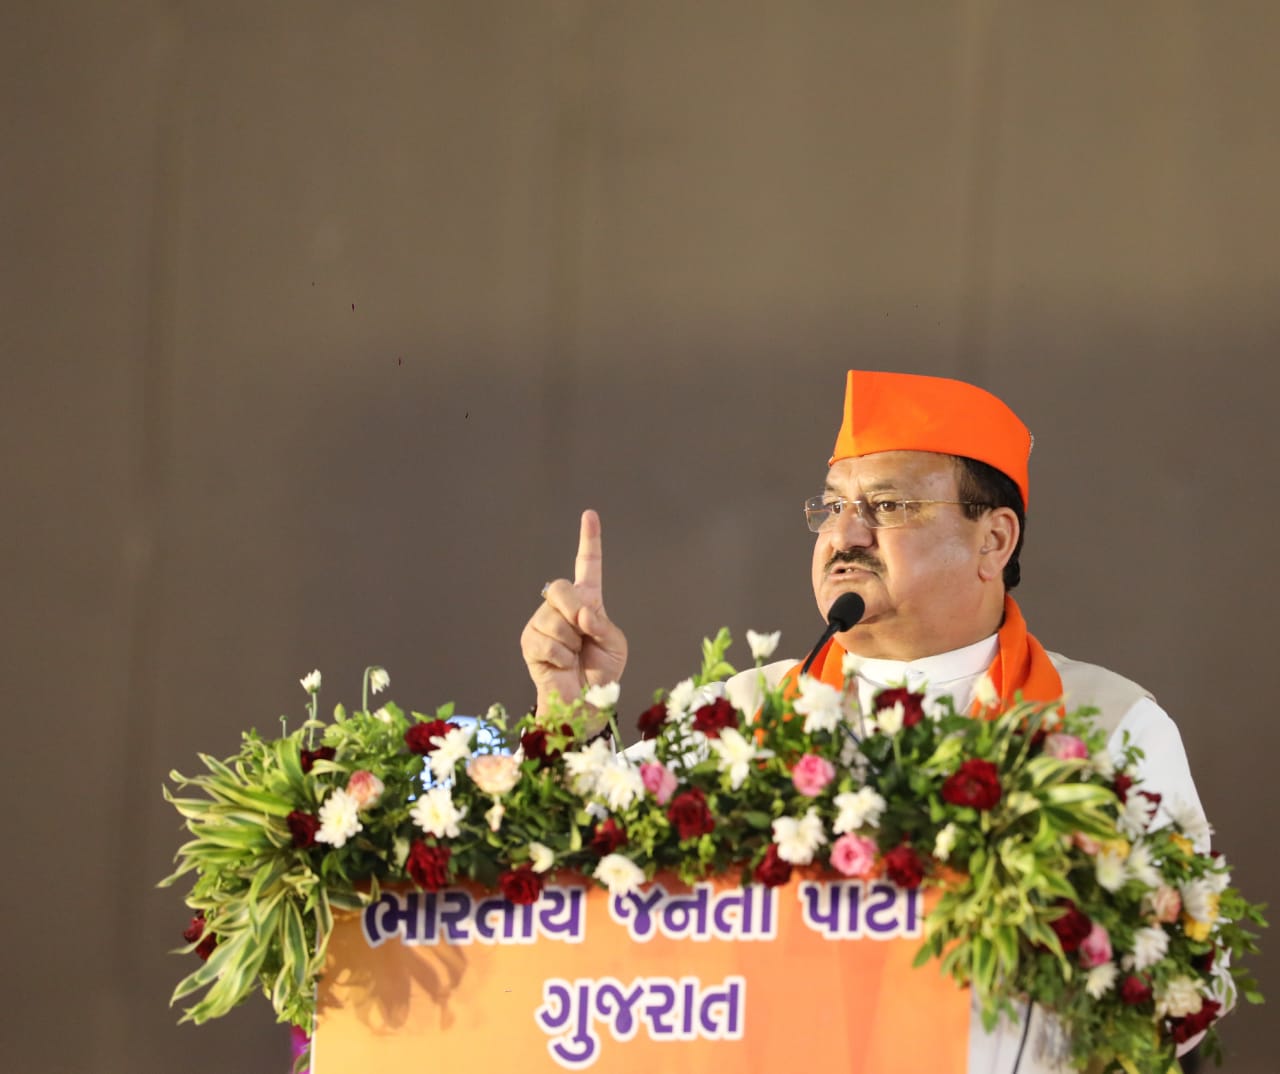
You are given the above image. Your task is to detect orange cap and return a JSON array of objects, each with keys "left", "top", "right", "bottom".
[{"left": 829, "top": 370, "right": 1032, "bottom": 507}]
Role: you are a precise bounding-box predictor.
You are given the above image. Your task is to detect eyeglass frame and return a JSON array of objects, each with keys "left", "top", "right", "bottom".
[{"left": 803, "top": 495, "right": 994, "bottom": 533}]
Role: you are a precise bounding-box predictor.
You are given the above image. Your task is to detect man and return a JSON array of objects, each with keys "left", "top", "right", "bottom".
[{"left": 520, "top": 369, "right": 1209, "bottom": 1073}]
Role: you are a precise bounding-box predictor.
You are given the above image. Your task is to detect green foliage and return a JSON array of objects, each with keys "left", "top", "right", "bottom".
[{"left": 162, "top": 636, "right": 1264, "bottom": 1074}]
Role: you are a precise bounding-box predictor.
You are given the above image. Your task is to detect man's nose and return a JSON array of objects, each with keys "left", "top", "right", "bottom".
[{"left": 828, "top": 506, "right": 875, "bottom": 550}]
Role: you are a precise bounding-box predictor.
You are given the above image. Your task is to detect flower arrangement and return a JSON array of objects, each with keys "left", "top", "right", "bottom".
[{"left": 162, "top": 630, "right": 1264, "bottom": 1073}]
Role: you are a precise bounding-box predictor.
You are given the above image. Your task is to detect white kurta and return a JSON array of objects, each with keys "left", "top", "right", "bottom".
[{"left": 722, "top": 634, "right": 1209, "bottom": 1074}]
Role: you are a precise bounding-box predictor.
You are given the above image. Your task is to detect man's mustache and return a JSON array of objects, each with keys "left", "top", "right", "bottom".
[{"left": 825, "top": 549, "right": 883, "bottom": 575}]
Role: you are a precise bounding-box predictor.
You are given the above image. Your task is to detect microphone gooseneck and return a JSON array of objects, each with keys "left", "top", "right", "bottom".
[{"left": 799, "top": 592, "right": 866, "bottom": 676}]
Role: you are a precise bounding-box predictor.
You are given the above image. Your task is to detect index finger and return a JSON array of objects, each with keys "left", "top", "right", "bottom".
[{"left": 573, "top": 509, "right": 603, "bottom": 597}]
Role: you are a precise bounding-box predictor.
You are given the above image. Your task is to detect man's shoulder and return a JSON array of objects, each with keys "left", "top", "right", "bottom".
[{"left": 1045, "top": 651, "right": 1155, "bottom": 733}]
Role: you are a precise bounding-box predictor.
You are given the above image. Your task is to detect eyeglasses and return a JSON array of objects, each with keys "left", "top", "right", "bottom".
[{"left": 803, "top": 495, "right": 992, "bottom": 532}]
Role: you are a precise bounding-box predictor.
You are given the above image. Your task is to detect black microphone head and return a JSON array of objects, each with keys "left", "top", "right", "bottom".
[{"left": 826, "top": 592, "right": 866, "bottom": 632}]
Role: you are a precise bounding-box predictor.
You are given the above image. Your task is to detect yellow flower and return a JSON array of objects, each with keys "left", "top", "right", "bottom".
[
  {"left": 1182, "top": 915, "right": 1212, "bottom": 942},
  {"left": 1101, "top": 838, "right": 1131, "bottom": 860},
  {"left": 1169, "top": 833, "right": 1195, "bottom": 856},
  {"left": 1182, "top": 894, "right": 1219, "bottom": 942}
]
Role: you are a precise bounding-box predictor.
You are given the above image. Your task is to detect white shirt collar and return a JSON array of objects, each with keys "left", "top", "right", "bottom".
[{"left": 851, "top": 633, "right": 999, "bottom": 712}]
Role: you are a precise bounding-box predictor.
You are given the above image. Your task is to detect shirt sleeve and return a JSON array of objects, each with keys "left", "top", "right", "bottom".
[{"left": 1107, "top": 696, "right": 1210, "bottom": 852}]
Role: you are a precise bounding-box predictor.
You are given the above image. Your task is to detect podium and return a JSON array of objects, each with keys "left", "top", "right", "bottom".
[{"left": 311, "top": 873, "right": 971, "bottom": 1073}]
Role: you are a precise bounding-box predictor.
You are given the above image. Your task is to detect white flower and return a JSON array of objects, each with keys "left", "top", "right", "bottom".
[
  {"left": 594, "top": 853, "right": 647, "bottom": 897},
  {"left": 793, "top": 676, "right": 844, "bottom": 735},
  {"left": 1084, "top": 962, "right": 1118, "bottom": 999},
  {"left": 746, "top": 629, "right": 781, "bottom": 662},
  {"left": 625, "top": 738, "right": 657, "bottom": 765},
  {"left": 584, "top": 681, "right": 621, "bottom": 710},
  {"left": 484, "top": 800, "right": 505, "bottom": 832},
  {"left": 833, "top": 787, "right": 886, "bottom": 834},
  {"left": 1180, "top": 878, "right": 1217, "bottom": 922},
  {"left": 373, "top": 706, "right": 393, "bottom": 724},
  {"left": 933, "top": 823, "right": 958, "bottom": 862},
  {"left": 563, "top": 738, "right": 615, "bottom": 796},
  {"left": 1118, "top": 795, "right": 1155, "bottom": 839},
  {"left": 1088, "top": 748, "right": 1116, "bottom": 780},
  {"left": 410, "top": 786, "right": 465, "bottom": 839},
  {"left": 528, "top": 841, "right": 554, "bottom": 873},
  {"left": 300, "top": 669, "right": 322, "bottom": 694},
  {"left": 1126, "top": 841, "right": 1162, "bottom": 889},
  {"left": 369, "top": 667, "right": 390, "bottom": 694},
  {"left": 428, "top": 725, "right": 475, "bottom": 782},
  {"left": 841, "top": 651, "right": 865, "bottom": 680},
  {"left": 595, "top": 760, "right": 645, "bottom": 812},
  {"left": 666, "top": 679, "right": 698, "bottom": 720},
  {"left": 1165, "top": 796, "right": 1213, "bottom": 847},
  {"left": 315, "top": 788, "right": 362, "bottom": 848},
  {"left": 1130, "top": 925, "right": 1170, "bottom": 971},
  {"left": 872, "top": 701, "right": 905, "bottom": 737},
  {"left": 708, "top": 728, "right": 771, "bottom": 790},
  {"left": 972, "top": 672, "right": 998, "bottom": 709},
  {"left": 1156, "top": 976, "right": 1205, "bottom": 1019},
  {"left": 1206, "top": 861, "right": 1232, "bottom": 895},
  {"left": 772, "top": 808, "right": 827, "bottom": 865},
  {"left": 1095, "top": 847, "right": 1127, "bottom": 893}
]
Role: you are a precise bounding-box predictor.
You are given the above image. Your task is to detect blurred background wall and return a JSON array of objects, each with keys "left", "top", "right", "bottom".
[{"left": 3, "top": 2, "right": 1277, "bottom": 1071}]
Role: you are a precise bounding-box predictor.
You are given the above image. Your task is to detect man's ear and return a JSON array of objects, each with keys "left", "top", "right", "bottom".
[{"left": 977, "top": 507, "right": 1019, "bottom": 581}]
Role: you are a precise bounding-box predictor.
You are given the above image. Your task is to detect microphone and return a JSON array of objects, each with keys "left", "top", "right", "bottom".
[{"left": 800, "top": 592, "right": 865, "bottom": 676}]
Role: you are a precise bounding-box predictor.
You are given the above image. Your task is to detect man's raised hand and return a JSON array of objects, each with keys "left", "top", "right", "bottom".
[{"left": 520, "top": 510, "right": 628, "bottom": 716}]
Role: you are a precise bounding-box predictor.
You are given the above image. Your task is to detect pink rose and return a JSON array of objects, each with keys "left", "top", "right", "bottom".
[
  {"left": 1072, "top": 831, "right": 1102, "bottom": 855},
  {"left": 466, "top": 753, "right": 522, "bottom": 796},
  {"left": 1149, "top": 885, "right": 1182, "bottom": 924},
  {"left": 640, "top": 762, "right": 678, "bottom": 805},
  {"left": 1079, "top": 922, "right": 1113, "bottom": 968},
  {"left": 345, "top": 770, "right": 385, "bottom": 810},
  {"left": 1044, "top": 733, "right": 1088, "bottom": 761},
  {"left": 791, "top": 753, "right": 836, "bottom": 797},
  {"left": 829, "top": 833, "right": 878, "bottom": 878}
]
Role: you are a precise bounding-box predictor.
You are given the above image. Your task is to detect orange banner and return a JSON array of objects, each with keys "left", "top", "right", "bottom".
[{"left": 314, "top": 874, "right": 969, "bottom": 1072}]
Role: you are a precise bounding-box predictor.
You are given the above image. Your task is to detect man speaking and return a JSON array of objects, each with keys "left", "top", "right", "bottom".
[{"left": 520, "top": 369, "right": 1209, "bottom": 1073}]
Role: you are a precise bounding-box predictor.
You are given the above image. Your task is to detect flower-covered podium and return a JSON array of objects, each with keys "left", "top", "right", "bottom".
[
  {"left": 312, "top": 873, "right": 970, "bottom": 1072},
  {"left": 163, "top": 632, "right": 1263, "bottom": 1074}
]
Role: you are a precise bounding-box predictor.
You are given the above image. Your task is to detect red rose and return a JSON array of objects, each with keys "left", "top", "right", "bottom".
[
  {"left": 753, "top": 845, "right": 793, "bottom": 887},
  {"left": 1113, "top": 772, "right": 1134, "bottom": 803},
  {"left": 1194, "top": 944, "right": 1216, "bottom": 974},
  {"left": 182, "top": 911, "right": 205, "bottom": 944},
  {"left": 1138, "top": 790, "right": 1162, "bottom": 818},
  {"left": 667, "top": 788, "right": 716, "bottom": 842},
  {"left": 405, "top": 840, "right": 452, "bottom": 891},
  {"left": 692, "top": 698, "right": 738, "bottom": 739},
  {"left": 286, "top": 810, "right": 320, "bottom": 849},
  {"left": 183, "top": 913, "right": 217, "bottom": 960},
  {"left": 405, "top": 719, "right": 453, "bottom": 755},
  {"left": 637, "top": 702, "right": 667, "bottom": 740},
  {"left": 519, "top": 723, "right": 572, "bottom": 767},
  {"left": 883, "top": 844, "right": 925, "bottom": 889},
  {"left": 1169, "top": 998, "right": 1221, "bottom": 1044},
  {"left": 500, "top": 865, "right": 544, "bottom": 905},
  {"left": 1119, "top": 974, "right": 1153, "bottom": 1006},
  {"left": 873, "top": 687, "right": 927, "bottom": 728},
  {"left": 300, "top": 745, "right": 336, "bottom": 773},
  {"left": 941, "top": 759, "right": 1002, "bottom": 810},
  {"left": 590, "top": 818, "right": 628, "bottom": 856},
  {"left": 1048, "top": 900, "right": 1092, "bottom": 954}
]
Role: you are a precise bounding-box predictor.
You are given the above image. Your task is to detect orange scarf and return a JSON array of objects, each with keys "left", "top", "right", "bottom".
[{"left": 782, "top": 595, "right": 1063, "bottom": 712}]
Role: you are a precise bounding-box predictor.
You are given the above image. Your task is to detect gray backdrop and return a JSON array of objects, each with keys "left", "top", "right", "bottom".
[{"left": 4, "top": 3, "right": 1277, "bottom": 1071}]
